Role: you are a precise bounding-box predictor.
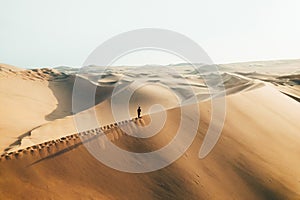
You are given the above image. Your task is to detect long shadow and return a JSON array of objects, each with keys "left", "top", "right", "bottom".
[
  {"left": 27, "top": 118, "right": 143, "bottom": 166},
  {"left": 27, "top": 133, "right": 103, "bottom": 167},
  {"left": 281, "top": 92, "right": 300, "bottom": 102}
]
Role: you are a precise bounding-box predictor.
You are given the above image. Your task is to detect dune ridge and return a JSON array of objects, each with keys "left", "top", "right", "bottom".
[
  {"left": 0, "top": 117, "right": 147, "bottom": 161},
  {"left": 1, "top": 85, "right": 300, "bottom": 199},
  {"left": 1, "top": 61, "right": 300, "bottom": 199}
]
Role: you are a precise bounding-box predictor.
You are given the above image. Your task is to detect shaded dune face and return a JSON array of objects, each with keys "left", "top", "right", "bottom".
[
  {"left": 0, "top": 63, "right": 279, "bottom": 153},
  {"left": 1, "top": 85, "right": 300, "bottom": 199},
  {"left": 1, "top": 63, "right": 300, "bottom": 199},
  {"left": 0, "top": 68, "right": 115, "bottom": 153}
]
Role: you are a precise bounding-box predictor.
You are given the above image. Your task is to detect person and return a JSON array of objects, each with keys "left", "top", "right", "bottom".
[{"left": 137, "top": 106, "right": 141, "bottom": 118}]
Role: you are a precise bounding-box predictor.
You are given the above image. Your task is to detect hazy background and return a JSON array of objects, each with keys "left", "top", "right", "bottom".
[{"left": 0, "top": 0, "right": 299, "bottom": 68}]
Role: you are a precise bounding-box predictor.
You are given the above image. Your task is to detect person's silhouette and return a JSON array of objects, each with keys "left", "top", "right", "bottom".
[{"left": 137, "top": 106, "right": 141, "bottom": 118}]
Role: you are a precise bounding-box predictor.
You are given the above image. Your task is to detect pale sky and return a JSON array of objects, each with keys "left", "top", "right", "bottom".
[{"left": 0, "top": 0, "right": 299, "bottom": 68}]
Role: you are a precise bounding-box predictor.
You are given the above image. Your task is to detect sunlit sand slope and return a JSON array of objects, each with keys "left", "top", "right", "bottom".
[{"left": 1, "top": 85, "right": 300, "bottom": 199}]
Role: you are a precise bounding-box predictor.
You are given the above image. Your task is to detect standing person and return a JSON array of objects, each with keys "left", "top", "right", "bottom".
[{"left": 137, "top": 106, "right": 141, "bottom": 118}]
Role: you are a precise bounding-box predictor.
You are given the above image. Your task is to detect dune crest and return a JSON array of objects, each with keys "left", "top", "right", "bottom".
[
  {"left": 0, "top": 117, "right": 147, "bottom": 162},
  {"left": 1, "top": 61, "right": 300, "bottom": 199},
  {"left": 1, "top": 83, "right": 300, "bottom": 199}
]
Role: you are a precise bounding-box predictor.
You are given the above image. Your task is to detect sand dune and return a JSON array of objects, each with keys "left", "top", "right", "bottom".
[
  {"left": 235, "top": 71, "right": 300, "bottom": 102},
  {"left": 3, "top": 70, "right": 263, "bottom": 153},
  {"left": 5, "top": 82, "right": 181, "bottom": 153},
  {"left": 0, "top": 65, "right": 115, "bottom": 153},
  {"left": 1, "top": 85, "right": 300, "bottom": 199},
  {"left": 1, "top": 61, "right": 300, "bottom": 199},
  {"left": 0, "top": 65, "right": 59, "bottom": 152},
  {"left": 221, "top": 59, "right": 300, "bottom": 102}
]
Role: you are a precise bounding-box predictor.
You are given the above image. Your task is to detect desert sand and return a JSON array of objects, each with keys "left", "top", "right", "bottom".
[{"left": 0, "top": 60, "right": 300, "bottom": 199}]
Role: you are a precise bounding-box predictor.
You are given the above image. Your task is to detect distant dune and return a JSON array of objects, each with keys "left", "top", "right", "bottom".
[{"left": 0, "top": 60, "right": 300, "bottom": 199}]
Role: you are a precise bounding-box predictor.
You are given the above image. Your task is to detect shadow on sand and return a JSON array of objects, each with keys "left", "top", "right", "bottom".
[{"left": 46, "top": 75, "right": 114, "bottom": 120}]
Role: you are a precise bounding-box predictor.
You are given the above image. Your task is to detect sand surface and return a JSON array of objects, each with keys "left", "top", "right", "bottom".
[{"left": 0, "top": 61, "right": 300, "bottom": 199}]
